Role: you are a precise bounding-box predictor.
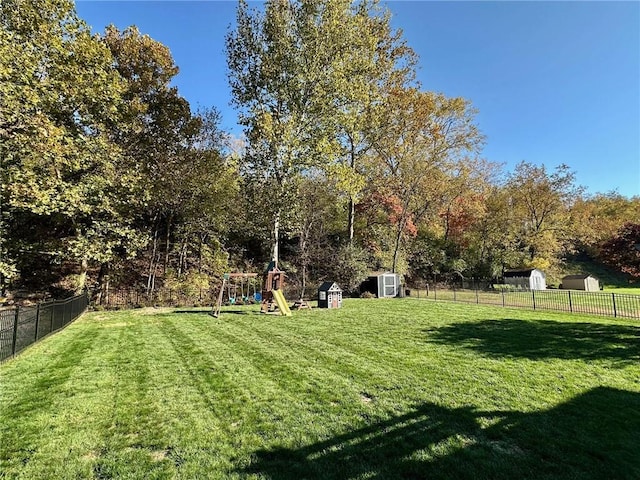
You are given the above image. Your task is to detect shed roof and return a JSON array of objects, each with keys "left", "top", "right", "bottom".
[
  {"left": 503, "top": 269, "right": 537, "bottom": 277},
  {"left": 367, "top": 271, "right": 397, "bottom": 278},
  {"left": 318, "top": 281, "right": 341, "bottom": 292},
  {"left": 562, "top": 274, "right": 598, "bottom": 281}
]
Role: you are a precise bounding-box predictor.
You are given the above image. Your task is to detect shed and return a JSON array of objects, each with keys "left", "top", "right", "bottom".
[
  {"left": 360, "top": 273, "right": 401, "bottom": 298},
  {"left": 503, "top": 268, "right": 546, "bottom": 290},
  {"left": 318, "top": 282, "right": 342, "bottom": 309},
  {"left": 562, "top": 274, "right": 600, "bottom": 292}
]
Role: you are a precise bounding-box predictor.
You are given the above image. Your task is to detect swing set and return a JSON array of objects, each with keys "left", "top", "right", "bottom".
[
  {"left": 210, "top": 273, "right": 260, "bottom": 318},
  {"left": 210, "top": 262, "right": 293, "bottom": 317}
]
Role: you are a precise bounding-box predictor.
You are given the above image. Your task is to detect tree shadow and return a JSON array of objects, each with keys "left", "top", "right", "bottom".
[
  {"left": 173, "top": 309, "right": 258, "bottom": 316},
  {"left": 424, "top": 318, "right": 640, "bottom": 363},
  {"left": 238, "top": 387, "right": 640, "bottom": 479},
  {"left": 173, "top": 310, "right": 212, "bottom": 314}
]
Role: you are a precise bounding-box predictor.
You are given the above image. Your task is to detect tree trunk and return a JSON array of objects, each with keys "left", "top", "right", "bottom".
[
  {"left": 301, "top": 264, "right": 307, "bottom": 301},
  {"left": 96, "top": 262, "right": 110, "bottom": 305},
  {"left": 392, "top": 214, "right": 410, "bottom": 274},
  {"left": 272, "top": 211, "right": 280, "bottom": 266},
  {"left": 198, "top": 235, "right": 203, "bottom": 274},
  {"left": 76, "top": 257, "right": 88, "bottom": 294},
  {"left": 392, "top": 229, "right": 402, "bottom": 274},
  {"left": 347, "top": 196, "right": 355, "bottom": 243},
  {"left": 147, "top": 224, "right": 159, "bottom": 294},
  {"left": 299, "top": 230, "right": 308, "bottom": 300},
  {"left": 164, "top": 212, "right": 173, "bottom": 274},
  {"left": 347, "top": 137, "right": 356, "bottom": 243},
  {"left": 177, "top": 239, "right": 188, "bottom": 277}
]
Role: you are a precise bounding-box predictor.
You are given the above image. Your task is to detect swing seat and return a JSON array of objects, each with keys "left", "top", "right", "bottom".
[
  {"left": 229, "top": 297, "right": 236, "bottom": 305},
  {"left": 253, "top": 292, "right": 262, "bottom": 301}
]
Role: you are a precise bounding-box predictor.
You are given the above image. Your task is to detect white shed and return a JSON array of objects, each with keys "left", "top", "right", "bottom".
[
  {"left": 360, "top": 273, "right": 402, "bottom": 298},
  {"left": 503, "top": 268, "right": 546, "bottom": 290},
  {"left": 562, "top": 274, "right": 600, "bottom": 292}
]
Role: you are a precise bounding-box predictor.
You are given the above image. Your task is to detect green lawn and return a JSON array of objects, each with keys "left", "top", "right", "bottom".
[
  {"left": 603, "top": 286, "right": 640, "bottom": 294},
  {"left": 1, "top": 299, "right": 639, "bottom": 479}
]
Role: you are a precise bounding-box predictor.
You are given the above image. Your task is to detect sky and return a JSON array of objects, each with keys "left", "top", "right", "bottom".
[{"left": 75, "top": 1, "right": 640, "bottom": 198}]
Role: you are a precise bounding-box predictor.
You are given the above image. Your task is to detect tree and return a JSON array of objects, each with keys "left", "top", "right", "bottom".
[
  {"left": 504, "top": 162, "right": 583, "bottom": 269},
  {"left": 371, "top": 88, "right": 485, "bottom": 273},
  {"left": 599, "top": 223, "right": 640, "bottom": 278},
  {"left": 283, "top": 174, "right": 341, "bottom": 298},
  {"left": 569, "top": 192, "right": 640, "bottom": 256},
  {"left": 1, "top": 0, "right": 143, "bottom": 293},
  {"left": 226, "top": 0, "right": 417, "bottom": 267},
  {"left": 458, "top": 186, "right": 522, "bottom": 279},
  {"left": 227, "top": 0, "right": 326, "bottom": 265},
  {"left": 316, "top": 0, "right": 417, "bottom": 242},
  {"left": 102, "top": 26, "right": 232, "bottom": 292}
]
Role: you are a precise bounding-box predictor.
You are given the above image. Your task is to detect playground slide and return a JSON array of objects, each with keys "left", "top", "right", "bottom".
[{"left": 271, "top": 289, "right": 292, "bottom": 316}]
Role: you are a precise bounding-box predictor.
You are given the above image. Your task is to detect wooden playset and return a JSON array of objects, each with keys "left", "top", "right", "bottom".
[{"left": 210, "top": 261, "right": 291, "bottom": 317}]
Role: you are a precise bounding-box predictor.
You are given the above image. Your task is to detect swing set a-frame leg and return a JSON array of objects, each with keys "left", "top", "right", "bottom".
[{"left": 211, "top": 277, "right": 226, "bottom": 318}]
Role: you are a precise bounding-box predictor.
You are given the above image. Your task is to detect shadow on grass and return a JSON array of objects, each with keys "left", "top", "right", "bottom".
[
  {"left": 173, "top": 310, "right": 212, "bottom": 314},
  {"left": 239, "top": 387, "right": 639, "bottom": 480},
  {"left": 424, "top": 318, "right": 640, "bottom": 362},
  {"left": 173, "top": 309, "right": 258, "bottom": 316}
]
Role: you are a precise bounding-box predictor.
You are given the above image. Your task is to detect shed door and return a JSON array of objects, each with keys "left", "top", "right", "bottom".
[
  {"left": 384, "top": 274, "right": 397, "bottom": 297},
  {"left": 331, "top": 294, "right": 338, "bottom": 308},
  {"left": 532, "top": 274, "right": 542, "bottom": 290}
]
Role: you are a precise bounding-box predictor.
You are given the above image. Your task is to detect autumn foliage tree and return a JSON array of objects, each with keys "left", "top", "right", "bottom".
[
  {"left": 599, "top": 223, "right": 640, "bottom": 278},
  {"left": 1, "top": 0, "right": 141, "bottom": 292},
  {"left": 371, "top": 88, "right": 485, "bottom": 273}
]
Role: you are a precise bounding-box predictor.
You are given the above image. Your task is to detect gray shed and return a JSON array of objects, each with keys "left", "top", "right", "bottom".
[
  {"left": 503, "top": 268, "right": 546, "bottom": 290},
  {"left": 318, "top": 282, "right": 342, "bottom": 308},
  {"left": 360, "top": 273, "right": 401, "bottom": 298},
  {"left": 562, "top": 274, "right": 600, "bottom": 292}
]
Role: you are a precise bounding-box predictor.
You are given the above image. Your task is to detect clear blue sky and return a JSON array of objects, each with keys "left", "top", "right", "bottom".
[{"left": 76, "top": 1, "right": 640, "bottom": 198}]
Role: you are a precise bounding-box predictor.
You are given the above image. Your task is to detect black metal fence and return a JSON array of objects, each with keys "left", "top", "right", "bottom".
[
  {"left": 408, "top": 285, "right": 640, "bottom": 319},
  {"left": 96, "top": 288, "right": 217, "bottom": 309},
  {"left": 0, "top": 293, "right": 89, "bottom": 362},
  {"left": 95, "top": 286, "right": 298, "bottom": 309}
]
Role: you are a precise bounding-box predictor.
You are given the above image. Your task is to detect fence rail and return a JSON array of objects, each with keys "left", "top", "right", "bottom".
[
  {"left": 408, "top": 286, "right": 640, "bottom": 319},
  {"left": 0, "top": 293, "right": 89, "bottom": 363}
]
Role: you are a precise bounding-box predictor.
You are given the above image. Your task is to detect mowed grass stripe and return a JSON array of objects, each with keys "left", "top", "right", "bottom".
[
  {"left": 227, "top": 313, "right": 460, "bottom": 413},
  {"left": 165, "top": 314, "right": 369, "bottom": 443},
  {"left": 97, "top": 311, "right": 262, "bottom": 477},
  {"left": 152, "top": 312, "right": 340, "bottom": 474},
  {"left": 0, "top": 321, "right": 117, "bottom": 476}
]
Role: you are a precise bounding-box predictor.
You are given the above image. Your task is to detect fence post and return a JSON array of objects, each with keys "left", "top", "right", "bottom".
[
  {"left": 475, "top": 280, "right": 479, "bottom": 304},
  {"left": 11, "top": 306, "right": 19, "bottom": 356},
  {"left": 453, "top": 284, "right": 456, "bottom": 302},
  {"left": 612, "top": 293, "right": 617, "bottom": 318},
  {"left": 34, "top": 303, "right": 40, "bottom": 342},
  {"left": 501, "top": 288, "right": 505, "bottom": 307},
  {"left": 532, "top": 290, "right": 536, "bottom": 310},
  {"left": 568, "top": 291, "right": 573, "bottom": 313}
]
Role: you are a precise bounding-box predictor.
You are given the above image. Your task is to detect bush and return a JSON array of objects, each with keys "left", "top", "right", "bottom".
[{"left": 360, "top": 291, "right": 376, "bottom": 299}]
